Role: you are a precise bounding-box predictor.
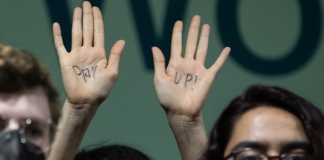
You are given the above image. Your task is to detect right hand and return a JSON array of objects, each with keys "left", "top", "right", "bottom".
[{"left": 152, "top": 15, "right": 231, "bottom": 118}]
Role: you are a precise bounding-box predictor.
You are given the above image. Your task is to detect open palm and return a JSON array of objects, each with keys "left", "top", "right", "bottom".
[
  {"left": 153, "top": 15, "right": 230, "bottom": 118},
  {"left": 53, "top": 2, "right": 125, "bottom": 106}
]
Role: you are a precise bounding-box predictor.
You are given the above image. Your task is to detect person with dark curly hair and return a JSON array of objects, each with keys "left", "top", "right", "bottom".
[
  {"left": 74, "top": 144, "right": 150, "bottom": 160},
  {"left": 152, "top": 14, "right": 324, "bottom": 160},
  {"left": 202, "top": 85, "right": 324, "bottom": 160}
]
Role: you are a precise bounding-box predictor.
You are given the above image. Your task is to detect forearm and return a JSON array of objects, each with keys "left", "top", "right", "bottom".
[
  {"left": 167, "top": 113, "right": 208, "bottom": 160},
  {"left": 47, "top": 100, "right": 98, "bottom": 160}
]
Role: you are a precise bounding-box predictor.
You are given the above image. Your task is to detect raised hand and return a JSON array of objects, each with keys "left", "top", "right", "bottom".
[
  {"left": 152, "top": 15, "right": 230, "bottom": 118},
  {"left": 152, "top": 15, "right": 230, "bottom": 160},
  {"left": 53, "top": 1, "right": 125, "bottom": 106},
  {"left": 49, "top": 2, "right": 125, "bottom": 160}
]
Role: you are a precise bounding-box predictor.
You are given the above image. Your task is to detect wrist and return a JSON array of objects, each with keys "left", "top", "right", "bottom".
[
  {"left": 62, "top": 99, "right": 99, "bottom": 120},
  {"left": 167, "top": 112, "right": 204, "bottom": 129},
  {"left": 166, "top": 111, "right": 208, "bottom": 160}
]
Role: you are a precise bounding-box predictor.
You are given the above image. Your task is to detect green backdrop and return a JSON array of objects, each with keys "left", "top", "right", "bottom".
[{"left": 1, "top": 0, "right": 324, "bottom": 159}]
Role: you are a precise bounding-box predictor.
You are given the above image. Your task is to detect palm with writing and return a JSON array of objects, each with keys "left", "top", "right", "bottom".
[
  {"left": 153, "top": 15, "right": 230, "bottom": 118},
  {"left": 53, "top": 1, "right": 125, "bottom": 106}
]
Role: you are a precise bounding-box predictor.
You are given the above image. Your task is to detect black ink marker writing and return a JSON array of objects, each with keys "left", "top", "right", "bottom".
[
  {"left": 92, "top": 65, "right": 98, "bottom": 80},
  {"left": 174, "top": 72, "right": 182, "bottom": 84},
  {"left": 72, "top": 66, "right": 81, "bottom": 83},
  {"left": 185, "top": 74, "right": 193, "bottom": 87},
  {"left": 82, "top": 68, "right": 91, "bottom": 83}
]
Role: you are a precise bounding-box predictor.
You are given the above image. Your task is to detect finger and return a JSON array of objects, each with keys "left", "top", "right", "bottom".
[
  {"left": 107, "top": 40, "right": 126, "bottom": 72},
  {"left": 185, "top": 15, "right": 201, "bottom": 59},
  {"left": 82, "top": 1, "right": 94, "bottom": 46},
  {"left": 72, "top": 7, "right": 82, "bottom": 49},
  {"left": 53, "top": 22, "right": 67, "bottom": 59},
  {"left": 170, "top": 21, "right": 183, "bottom": 58},
  {"left": 208, "top": 47, "right": 231, "bottom": 77},
  {"left": 152, "top": 47, "right": 166, "bottom": 79},
  {"left": 93, "top": 7, "right": 105, "bottom": 47},
  {"left": 196, "top": 24, "right": 210, "bottom": 64}
]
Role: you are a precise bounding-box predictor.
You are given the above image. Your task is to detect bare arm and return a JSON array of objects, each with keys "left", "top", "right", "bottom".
[
  {"left": 152, "top": 15, "right": 230, "bottom": 160},
  {"left": 48, "top": 2, "right": 125, "bottom": 160}
]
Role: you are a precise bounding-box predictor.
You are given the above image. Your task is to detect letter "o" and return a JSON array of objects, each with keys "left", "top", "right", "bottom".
[{"left": 217, "top": 0, "right": 322, "bottom": 75}]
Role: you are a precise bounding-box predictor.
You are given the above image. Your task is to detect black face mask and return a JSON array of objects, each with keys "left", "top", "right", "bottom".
[{"left": 0, "top": 130, "right": 45, "bottom": 160}]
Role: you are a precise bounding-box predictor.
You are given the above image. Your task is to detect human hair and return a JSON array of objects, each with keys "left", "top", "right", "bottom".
[
  {"left": 202, "top": 84, "right": 324, "bottom": 160},
  {"left": 0, "top": 44, "right": 60, "bottom": 133},
  {"left": 74, "top": 144, "right": 151, "bottom": 160}
]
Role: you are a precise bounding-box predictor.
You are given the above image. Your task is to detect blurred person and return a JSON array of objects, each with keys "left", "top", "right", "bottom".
[
  {"left": 152, "top": 15, "right": 324, "bottom": 160},
  {"left": 0, "top": 44, "right": 60, "bottom": 160}
]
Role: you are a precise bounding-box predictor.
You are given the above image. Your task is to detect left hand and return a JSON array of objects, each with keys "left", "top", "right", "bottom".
[{"left": 53, "top": 1, "right": 125, "bottom": 107}]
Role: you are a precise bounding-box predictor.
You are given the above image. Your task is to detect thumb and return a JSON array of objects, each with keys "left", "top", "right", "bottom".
[{"left": 152, "top": 47, "right": 166, "bottom": 79}]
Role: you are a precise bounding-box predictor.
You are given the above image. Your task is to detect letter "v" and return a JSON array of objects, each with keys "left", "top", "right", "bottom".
[{"left": 129, "top": 0, "right": 189, "bottom": 70}]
